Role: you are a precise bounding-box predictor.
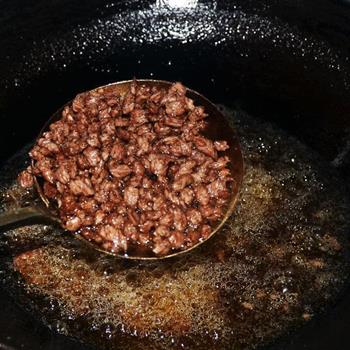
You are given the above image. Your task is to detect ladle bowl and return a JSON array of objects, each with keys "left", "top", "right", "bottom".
[{"left": 0, "top": 79, "right": 244, "bottom": 260}]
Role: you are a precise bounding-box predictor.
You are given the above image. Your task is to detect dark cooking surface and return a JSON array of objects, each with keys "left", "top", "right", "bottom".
[{"left": 1, "top": 0, "right": 350, "bottom": 349}]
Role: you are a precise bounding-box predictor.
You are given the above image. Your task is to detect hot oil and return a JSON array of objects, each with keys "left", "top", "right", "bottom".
[{"left": 0, "top": 108, "right": 349, "bottom": 350}]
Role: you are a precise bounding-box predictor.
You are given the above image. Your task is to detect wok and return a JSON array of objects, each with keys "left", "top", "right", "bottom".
[{"left": 1, "top": 0, "right": 350, "bottom": 349}]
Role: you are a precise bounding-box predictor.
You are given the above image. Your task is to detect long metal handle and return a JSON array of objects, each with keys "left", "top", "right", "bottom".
[{"left": 0, "top": 206, "right": 52, "bottom": 227}]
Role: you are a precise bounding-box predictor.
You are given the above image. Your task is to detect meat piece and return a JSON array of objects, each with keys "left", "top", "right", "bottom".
[
  {"left": 186, "top": 230, "right": 201, "bottom": 245},
  {"left": 154, "top": 122, "right": 172, "bottom": 136},
  {"left": 29, "top": 147, "right": 44, "bottom": 161},
  {"left": 173, "top": 174, "right": 193, "bottom": 191},
  {"left": 152, "top": 237, "right": 171, "bottom": 255},
  {"left": 165, "top": 190, "right": 182, "bottom": 206},
  {"left": 175, "top": 160, "right": 197, "bottom": 178},
  {"left": 133, "top": 161, "right": 145, "bottom": 176},
  {"left": 56, "top": 165, "right": 72, "bottom": 184},
  {"left": 69, "top": 178, "right": 94, "bottom": 196},
  {"left": 191, "top": 150, "right": 208, "bottom": 165},
  {"left": 153, "top": 195, "right": 166, "bottom": 211},
  {"left": 124, "top": 186, "right": 139, "bottom": 207},
  {"left": 159, "top": 212, "right": 174, "bottom": 226},
  {"left": 122, "top": 92, "right": 135, "bottom": 114},
  {"left": 201, "top": 225, "right": 211, "bottom": 239},
  {"left": 127, "top": 209, "right": 140, "bottom": 226},
  {"left": 77, "top": 154, "right": 90, "bottom": 170},
  {"left": 37, "top": 138, "right": 60, "bottom": 154},
  {"left": 110, "top": 142, "right": 126, "bottom": 160},
  {"left": 200, "top": 205, "right": 222, "bottom": 221},
  {"left": 207, "top": 178, "right": 229, "bottom": 198},
  {"left": 83, "top": 147, "right": 102, "bottom": 167},
  {"left": 107, "top": 213, "right": 125, "bottom": 227},
  {"left": 95, "top": 210, "right": 106, "bottom": 225},
  {"left": 59, "top": 194, "right": 77, "bottom": 214},
  {"left": 173, "top": 208, "right": 187, "bottom": 231},
  {"left": 165, "top": 98, "right": 187, "bottom": 117},
  {"left": 72, "top": 94, "right": 85, "bottom": 112},
  {"left": 115, "top": 128, "right": 130, "bottom": 142},
  {"left": 169, "top": 82, "right": 187, "bottom": 96},
  {"left": 18, "top": 169, "right": 34, "bottom": 188},
  {"left": 163, "top": 82, "right": 187, "bottom": 117},
  {"left": 194, "top": 185, "right": 210, "bottom": 206},
  {"left": 65, "top": 216, "right": 82, "bottom": 231},
  {"left": 115, "top": 118, "right": 130, "bottom": 127},
  {"left": 128, "top": 175, "right": 142, "bottom": 187},
  {"left": 148, "top": 154, "right": 172, "bottom": 177},
  {"left": 164, "top": 117, "right": 183, "bottom": 128},
  {"left": 55, "top": 160, "right": 77, "bottom": 184},
  {"left": 139, "top": 220, "right": 155, "bottom": 235},
  {"left": 193, "top": 136, "right": 217, "bottom": 159},
  {"left": 80, "top": 198, "right": 97, "bottom": 213},
  {"left": 124, "top": 224, "right": 138, "bottom": 240},
  {"left": 35, "top": 158, "right": 54, "bottom": 183},
  {"left": 192, "top": 160, "right": 212, "bottom": 183},
  {"left": 214, "top": 140, "right": 229, "bottom": 151},
  {"left": 130, "top": 109, "right": 148, "bottom": 125},
  {"left": 155, "top": 225, "right": 170, "bottom": 238},
  {"left": 106, "top": 97, "right": 119, "bottom": 107},
  {"left": 136, "top": 136, "right": 150, "bottom": 155},
  {"left": 211, "top": 156, "right": 230, "bottom": 170},
  {"left": 162, "top": 137, "right": 192, "bottom": 157},
  {"left": 109, "top": 163, "right": 132, "bottom": 178},
  {"left": 146, "top": 210, "right": 162, "bottom": 221},
  {"left": 188, "top": 106, "right": 206, "bottom": 122},
  {"left": 169, "top": 231, "right": 185, "bottom": 249},
  {"left": 180, "top": 187, "right": 194, "bottom": 205},
  {"left": 186, "top": 208, "right": 203, "bottom": 226},
  {"left": 43, "top": 182, "right": 57, "bottom": 198},
  {"left": 101, "top": 225, "right": 128, "bottom": 252}
]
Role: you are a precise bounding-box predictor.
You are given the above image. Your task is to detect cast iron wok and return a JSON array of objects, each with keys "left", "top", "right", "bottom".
[{"left": 1, "top": 0, "right": 350, "bottom": 349}]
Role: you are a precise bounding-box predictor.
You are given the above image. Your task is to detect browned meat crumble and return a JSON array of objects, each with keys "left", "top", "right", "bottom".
[{"left": 18, "top": 81, "right": 233, "bottom": 256}]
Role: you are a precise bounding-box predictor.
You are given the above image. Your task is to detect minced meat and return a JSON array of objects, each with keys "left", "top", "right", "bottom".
[{"left": 18, "top": 81, "right": 233, "bottom": 256}]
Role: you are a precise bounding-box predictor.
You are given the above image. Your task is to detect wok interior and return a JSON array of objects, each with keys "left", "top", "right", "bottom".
[{"left": 1, "top": 1, "right": 350, "bottom": 350}]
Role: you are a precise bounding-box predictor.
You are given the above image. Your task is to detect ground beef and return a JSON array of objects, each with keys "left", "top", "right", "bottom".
[{"left": 18, "top": 81, "right": 233, "bottom": 256}]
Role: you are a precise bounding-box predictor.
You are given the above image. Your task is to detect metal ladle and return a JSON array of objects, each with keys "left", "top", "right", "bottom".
[{"left": 0, "top": 80, "right": 243, "bottom": 260}]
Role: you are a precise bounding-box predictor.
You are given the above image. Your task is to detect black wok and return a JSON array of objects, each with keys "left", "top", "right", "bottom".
[{"left": 1, "top": 0, "right": 350, "bottom": 349}]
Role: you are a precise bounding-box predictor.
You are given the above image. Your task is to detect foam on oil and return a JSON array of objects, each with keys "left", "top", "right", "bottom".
[{"left": 0, "top": 108, "right": 349, "bottom": 350}]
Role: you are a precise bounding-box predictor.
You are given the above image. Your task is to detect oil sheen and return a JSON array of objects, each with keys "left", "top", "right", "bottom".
[{"left": 0, "top": 108, "right": 349, "bottom": 350}]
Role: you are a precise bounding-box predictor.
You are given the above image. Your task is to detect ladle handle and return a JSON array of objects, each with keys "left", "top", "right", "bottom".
[{"left": 0, "top": 206, "right": 52, "bottom": 227}]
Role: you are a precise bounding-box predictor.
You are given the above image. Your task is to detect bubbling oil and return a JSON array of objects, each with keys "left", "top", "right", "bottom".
[{"left": 0, "top": 108, "right": 349, "bottom": 350}]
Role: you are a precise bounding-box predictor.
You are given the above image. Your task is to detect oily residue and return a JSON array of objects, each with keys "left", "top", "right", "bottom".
[{"left": 0, "top": 108, "right": 349, "bottom": 350}]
